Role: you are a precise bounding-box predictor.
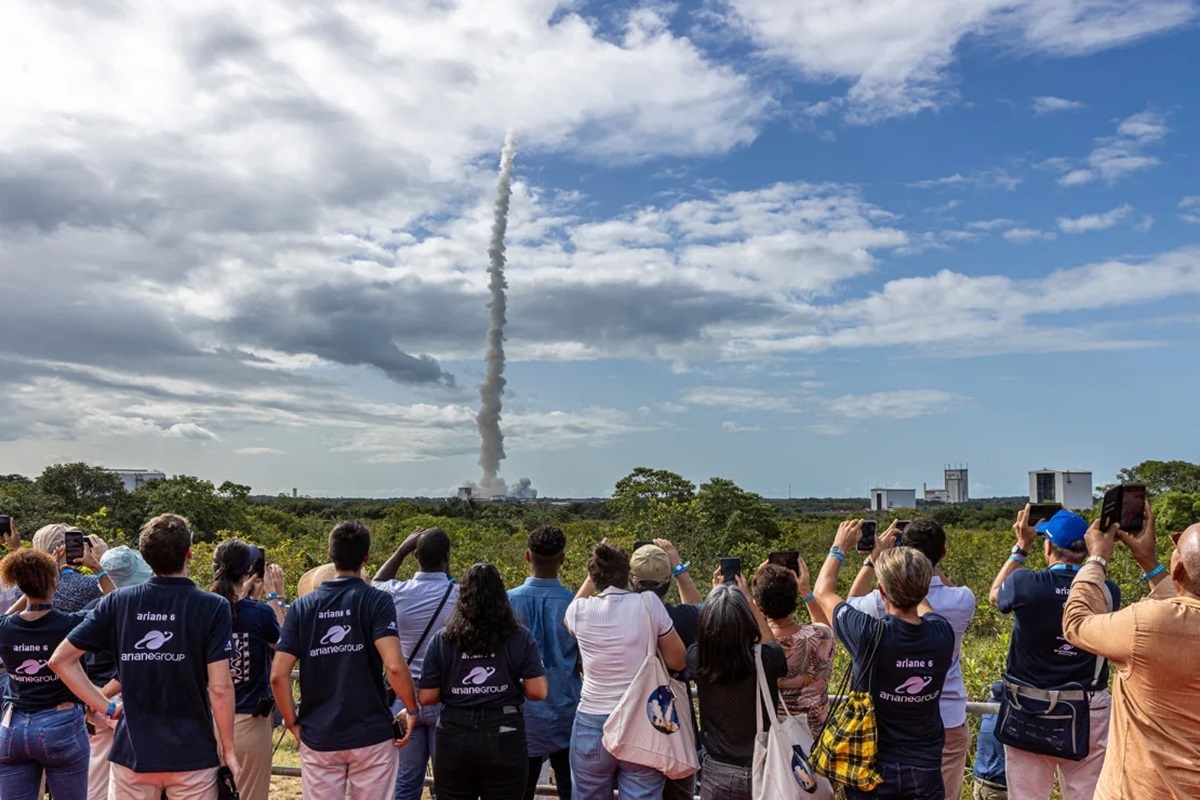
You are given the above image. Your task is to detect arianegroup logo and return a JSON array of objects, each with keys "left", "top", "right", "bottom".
[
  {"left": 14, "top": 659, "right": 48, "bottom": 676},
  {"left": 895, "top": 676, "right": 934, "bottom": 695},
  {"left": 320, "top": 624, "right": 352, "bottom": 645},
  {"left": 135, "top": 630, "right": 175, "bottom": 651},
  {"left": 462, "top": 666, "right": 497, "bottom": 686}
]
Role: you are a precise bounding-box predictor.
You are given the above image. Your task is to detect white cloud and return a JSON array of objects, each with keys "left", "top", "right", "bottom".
[
  {"left": 828, "top": 390, "right": 963, "bottom": 420},
  {"left": 682, "top": 387, "right": 798, "bottom": 413},
  {"left": 1033, "top": 96, "right": 1085, "bottom": 114},
  {"left": 1057, "top": 204, "right": 1134, "bottom": 233},
  {"left": 1180, "top": 196, "right": 1200, "bottom": 224},
  {"left": 967, "top": 218, "right": 1018, "bottom": 231},
  {"left": 724, "top": 0, "right": 1195, "bottom": 121},
  {"left": 1055, "top": 111, "right": 1169, "bottom": 186},
  {"left": 910, "top": 168, "right": 1022, "bottom": 191},
  {"left": 1003, "top": 227, "right": 1058, "bottom": 243},
  {"left": 721, "top": 421, "right": 762, "bottom": 433},
  {"left": 235, "top": 447, "right": 285, "bottom": 455}
]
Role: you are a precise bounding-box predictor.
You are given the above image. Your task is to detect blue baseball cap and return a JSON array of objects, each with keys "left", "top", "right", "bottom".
[{"left": 1035, "top": 510, "right": 1088, "bottom": 548}]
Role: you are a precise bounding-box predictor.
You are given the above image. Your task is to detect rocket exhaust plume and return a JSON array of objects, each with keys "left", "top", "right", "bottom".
[{"left": 476, "top": 132, "right": 517, "bottom": 497}]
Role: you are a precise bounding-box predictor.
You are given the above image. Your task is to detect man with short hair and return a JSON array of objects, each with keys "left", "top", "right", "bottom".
[
  {"left": 987, "top": 507, "right": 1121, "bottom": 800},
  {"left": 270, "top": 520, "right": 418, "bottom": 799},
  {"left": 50, "top": 514, "right": 239, "bottom": 800},
  {"left": 1062, "top": 506, "right": 1200, "bottom": 799},
  {"left": 628, "top": 539, "right": 701, "bottom": 800},
  {"left": 508, "top": 525, "right": 580, "bottom": 800},
  {"left": 373, "top": 527, "right": 459, "bottom": 800},
  {"left": 848, "top": 519, "right": 976, "bottom": 799}
]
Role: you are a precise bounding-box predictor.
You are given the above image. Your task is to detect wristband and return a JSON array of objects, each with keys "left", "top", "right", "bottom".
[
  {"left": 1009, "top": 554, "right": 1026, "bottom": 565},
  {"left": 1141, "top": 563, "right": 1166, "bottom": 582},
  {"left": 829, "top": 545, "right": 846, "bottom": 557},
  {"left": 671, "top": 562, "right": 689, "bottom": 577},
  {"left": 803, "top": 593, "right": 815, "bottom": 604},
  {"left": 104, "top": 701, "right": 118, "bottom": 719},
  {"left": 265, "top": 592, "right": 279, "bottom": 602},
  {"left": 827, "top": 551, "right": 845, "bottom": 564},
  {"left": 94, "top": 571, "right": 108, "bottom": 581}
]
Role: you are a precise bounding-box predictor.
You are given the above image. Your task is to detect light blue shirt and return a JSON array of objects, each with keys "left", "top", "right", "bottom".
[
  {"left": 509, "top": 576, "right": 580, "bottom": 757},
  {"left": 375, "top": 572, "right": 458, "bottom": 680}
]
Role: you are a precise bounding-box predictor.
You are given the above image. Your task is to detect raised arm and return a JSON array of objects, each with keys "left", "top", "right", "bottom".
[
  {"left": 795, "top": 555, "right": 829, "bottom": 627},
  {"left": 655, "top": 539, "right": 701, "bottom": 606},
  {"left": 849, "top": 521, "right": 897, "bottom": 598},
  {"left": 3, "top": 518, "right": 20, "bottom": 551},
  {"left": 814, "top": 520, "right": 862, "bottom": 624},
  {"left": 374, "top": 529, "right": 424, "bottom": 582},
  {"left": 1062, "top": 520, "right": 1135, "bottom": 664},
  {"left": 989, "top": 506, "right": 1036, "bottom": 607},
  {"left": 738, "top": 571, "right": 775, "bottom": 643}
]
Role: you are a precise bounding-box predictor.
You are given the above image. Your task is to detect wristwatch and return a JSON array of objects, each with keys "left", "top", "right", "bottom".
[
  {"left": 1086, "top": 555, "right": 1109, "bottom": 571},
  {"left": 863, "top": 559, "right": 875, "bottom": 570},
  {"left": 1011, "top": 545, "right": 1028, "bottom": 558}
]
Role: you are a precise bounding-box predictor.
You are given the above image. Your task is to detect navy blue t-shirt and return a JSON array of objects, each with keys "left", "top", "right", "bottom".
[
  {"left": 231, "top": 599, "right": 280, "bottom": 715},
  {"left": 80, "top": 597, "right": 117, "bottom": 688},
  {"left": 0, "top": 610, "right": 87, "bottom": 712},
  {"left": 419, "top": 627, "right": 544, "bottom": 709},
  {"left": 277, "top": 577, "right": 399, "bottom": 752},
  {"left": 834, "top": 603, "right": 954, "bottom": 769},
  {"left": 68, "top": 577, "right": 233, "bottom": 773},
  {"left": 997, "top": 566, "right": 1121, "bottom": 689}
]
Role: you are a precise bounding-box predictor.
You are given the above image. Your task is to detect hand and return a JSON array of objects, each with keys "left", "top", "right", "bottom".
[
  {"left": 1014, "top": 506, "right": 1038, "bottom": 551},
  {"left": 53, "top": 545, "right": 68, "bottom": 570},
  {"left": 734, "top": 573, "right": 752, "bottom": 603},
  {"left": 795, "top": 555, "right": 812, "bottom": 597},
  {"left": 873, "top": 521, "right": 899, "bottom": 560},
  {"left": 243, "top": 575, "right": 263, "bottom": 601},
  {"left": 399, "top": 528, "right": 426, "bottom": 555},
  {"left": 393, "top": 709, "right": 416, "bottom": 748},
  {"left": 4, "top": 520, "right": 20, "bottom": 549},
  {"left": 1116, "top": 501, "right": 1159, "bottom": 573},
  {"left": 264, "top": 564, "right": 285, "bottom": 598},
  {"left": 833, "top": 520, "right": 862, "bottom": 553},
  {"left": 225, "top": 753, "right": 242, "bottom": 784},
  {"left": 286, "top": 720, "right": 303, "bottom": 747},
  {"left": 711, "top": 566, "right": 723, "bottom": 589},
  {"left": 86, "top": 535, "right": 108, "bottom": 561},
  {"left": 80, "top": 540, "right": 104, "bottom": 573},
  {"left": 653, "top": 538, "right": 681, "bottom": 568},
  {"left": 1084, "top": 518, "right": 1117, "bottom": 562}
]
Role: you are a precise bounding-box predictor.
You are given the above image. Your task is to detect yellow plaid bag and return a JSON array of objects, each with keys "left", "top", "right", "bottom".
[{"left": 811, "top": 621, "right": 884, "bottom": 791}]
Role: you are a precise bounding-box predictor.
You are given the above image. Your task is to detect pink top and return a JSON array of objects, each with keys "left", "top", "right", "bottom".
[{"left": 773, "top": 622, "right": 835, "bottom": 738}]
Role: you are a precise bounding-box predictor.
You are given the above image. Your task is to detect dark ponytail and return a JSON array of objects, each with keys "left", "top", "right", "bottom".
[{"left": 211, "top": 539, "right": 253, "bottom": 627}]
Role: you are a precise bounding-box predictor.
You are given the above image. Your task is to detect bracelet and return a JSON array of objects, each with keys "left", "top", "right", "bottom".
[
  {"left": 94, "top": 571, "right": 108, "bottom": 581},
  {"left": 1141, "top": 563, "right": 1166, "bottom": 582},
  {"left": 104, "top": 701, "right": 118, "bottom": 719},
  {"left": 672, "top": 562, "right": 690, "bottom": 578},
  {"left": 1086, "top": 555, "right": 1109, "bottom": 571},
  {"left": 1009, "top": 554, "right": 1026, "bottom": 565},
  {"left": 829, "top": 545, "right": 846, "bottom": 557},
  {"left": 803, "top": 593, "right": 815, "bottom": 604},
  {"left": 265, "top": 592, "right": 279, "bottom": 602},
  {"left": 828, "top": 551, "right": 845, "bottom": 564}
]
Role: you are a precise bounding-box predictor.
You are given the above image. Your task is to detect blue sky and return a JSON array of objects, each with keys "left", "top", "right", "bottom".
[{"left": 0, "top": 0, "right": 1197, "bottom": 498}]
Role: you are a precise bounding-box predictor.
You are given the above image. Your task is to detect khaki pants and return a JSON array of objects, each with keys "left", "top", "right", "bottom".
[
  {"left": 233, "top": 713, "right": 273, "bottom": 800},
  {"left": 299, "top": 739, "right": 398, "bottom": 800},
  {"left": 88, "top": 712, "right": 116, "bottom": 800},
  {"left": 109, "top": 763, "right": 218, "bottom": 800},
  {"left": 942, "top": 722, "right": 971, "bottom": 800},
  {"left": 974, "top": 780, "right": 1008, "bottom": 800},
  {"left": 1004, "top": 690, "right": 1110, "bottom": 800}
]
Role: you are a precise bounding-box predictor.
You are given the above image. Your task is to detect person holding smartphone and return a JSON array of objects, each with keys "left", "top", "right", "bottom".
[
  {"left": 30, "top": 526, "right": 113, "bottom": 613},
  {"left": 210, "top": 540, "right": 286, "bottom": 800}
]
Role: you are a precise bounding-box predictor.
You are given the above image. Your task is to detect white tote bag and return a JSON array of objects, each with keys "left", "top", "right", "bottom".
[
  {"left": 601, "top": 592, "right": 699, "bottom": 779},
  {"left": 752, "top": 645, "right": 835, "bottom": 800}
]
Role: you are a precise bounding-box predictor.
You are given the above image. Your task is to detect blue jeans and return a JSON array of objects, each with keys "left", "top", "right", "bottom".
[
  {"left": 846, "top": 761, "right": 945, "bottom": 800},
  {"left": 0, "top": 704, "right": 90, "bottom": 800},
  {"left": 394, "top": 702, "right": 441, "bottom": 800},
  {"left": 570, "top": 711, "right": 665, "bottom": 800}
]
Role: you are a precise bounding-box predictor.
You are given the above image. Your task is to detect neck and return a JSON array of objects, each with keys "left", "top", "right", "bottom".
[
  {"left": 24, "top": 596, "right": 53, "bottom": 607},
  {"left": 530, "top": 568, "right": 560, "bottom": 580},
  {"left": 769, "top": 616, "right": 798, "bottom": 628},
  {"left": 888, "top": 605, "right": 921, "bottom": 624},
  {"left": 334, "top": 569, "right": 361, "bottom": 578},
  {"left": 157, "top": 569, "right": 188, "bottom": 579}
]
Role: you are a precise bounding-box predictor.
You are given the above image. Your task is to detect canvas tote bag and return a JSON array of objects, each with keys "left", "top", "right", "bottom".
[
  {"left": 752, "top": 645, "right": 835, "bottom": 800},
  {"left": 601, "top": 592, "right": 699, "bottom": 779}
]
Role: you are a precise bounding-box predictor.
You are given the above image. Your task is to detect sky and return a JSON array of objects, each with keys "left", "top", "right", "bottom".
[{"left": 1, "top": 0, "right": 1198, "bottom": 499}]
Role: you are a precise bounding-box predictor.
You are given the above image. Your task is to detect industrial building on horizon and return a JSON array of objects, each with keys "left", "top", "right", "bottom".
[
  {"left": 1029, "top": 469, "right": 1094, "bottom": 510},
  {"left": 103, "top": 468, "right": 166, "bottom": 492},
  {"left": 924, "top": 465, "right": 969, "bottom": 504}
]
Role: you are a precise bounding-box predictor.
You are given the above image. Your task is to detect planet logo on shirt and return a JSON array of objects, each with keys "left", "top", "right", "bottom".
[
  {"left": 319, "top": 624, "right": 353, "bottom": 645},
  {"left": 135, "top": 630, "right": 175, "bottom": 651},
  {"left": 894, "top": 676, "right": 934, "bottom": 695},
  {"left": 14, "top": 659, "right": 48, "bottom": 676},
  {"left": 462, "top": 666, "right": 497, "bottom": 685}
]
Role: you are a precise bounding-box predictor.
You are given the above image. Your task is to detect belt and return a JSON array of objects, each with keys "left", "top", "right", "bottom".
[{"left": 440, "top": 704, "right": 523, "bottom": 722}]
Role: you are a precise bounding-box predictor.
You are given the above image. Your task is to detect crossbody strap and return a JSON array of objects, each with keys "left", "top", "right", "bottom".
[
  {"left": 1091, "top": 581, "right": 1114, "bottom": 689},
  {"left": 408, "top": 584, "right": 454, "bottom": 667}
]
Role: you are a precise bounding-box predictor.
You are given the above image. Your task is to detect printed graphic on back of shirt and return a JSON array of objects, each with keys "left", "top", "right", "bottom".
[
  {"left": 646, "top": 685, "right": 680, "bottom": 734},
  {"left": 310, "top": 609, "right": 362, "bottom": 656},
  {"left": 126, "top": 613, "right": 184, "bottom": 663},
  {"left": 231, "top": 632, "right": 251, "bottom": 685},
  {"left": 878, "top": 657, "right": 941, "bottom": 704},
  {"left": 452, "top": 653, "right": 509, "bottom": 698},
  {"left": 9, "top": 644, "right": 54, "bottom": 684}
]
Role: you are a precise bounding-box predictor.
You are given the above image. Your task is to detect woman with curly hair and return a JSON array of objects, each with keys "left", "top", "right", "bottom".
[
  {"left": 418, "top": 562, "right": 547, "bottom": 800},
  {"left": 752, "top": 560, "right": 835, "bottom": 738}
]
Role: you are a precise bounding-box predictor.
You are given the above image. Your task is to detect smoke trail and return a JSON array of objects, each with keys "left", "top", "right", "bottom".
[{"left": 476, "top": 131, "right": 517, "bottom": 497}]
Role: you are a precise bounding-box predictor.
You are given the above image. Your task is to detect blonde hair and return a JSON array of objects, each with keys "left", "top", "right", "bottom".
[
  {"left": 876, "top": 548, "right": 933, "bottom": 611},
  {"left": 31, "top": 523, "right": 72, "bottom": 554}
]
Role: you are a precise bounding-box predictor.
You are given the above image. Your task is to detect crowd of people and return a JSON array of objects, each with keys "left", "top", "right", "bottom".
[{"left": 0, "top": 503, "right": 1196, "bottom": 800}]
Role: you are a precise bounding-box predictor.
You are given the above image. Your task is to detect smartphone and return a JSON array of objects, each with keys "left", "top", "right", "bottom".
[
  {"left": 392, "top": 715, "right": 407, "bottom": 739},
  {"left": 856, "top": 520, "right": 878, "bottom": 553},
  {"left": 0, "top": 515, "right": 10, "bottom": 536},
  {"left": 251, "top": 546, "right": 266, "bottom": 579},
  {"left": 633, "top": 540, "right": 655, "bottom": 552},
  {"left": 65, "top": 529, "right": 86, "bottom": 565},
  {"left": 720, "top": 557, "right": 741, "bottom": 585},
  {"left": 1101, "top": 483, "right": 1147, "bottom": 533},
  {"left": 1119, "top": 484, "right": 1146, "bottom": 532},
  {"left": 894, "top": 520, "right": 911, "bottom": 533},
  {"left": 1028, "top": 503, "right": 1063, "bottom": 527},
  {"left": 768, "top": 550, "right": 800, "bottom": 575}
]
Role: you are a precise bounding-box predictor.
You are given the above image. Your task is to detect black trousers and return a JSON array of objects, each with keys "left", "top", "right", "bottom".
[
  {"left": 523, "top": 748, "right": 572, "bottom": 800},
  {"left": 434, "top": 705, "right": 529, "bottom": 800}
]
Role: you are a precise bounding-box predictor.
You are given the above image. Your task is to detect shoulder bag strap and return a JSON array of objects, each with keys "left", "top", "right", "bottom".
[
  {"left": 408, "top": 584, "right": 454, "bottom": 667},
  {"left": 1091, "top": 581, "right": 1114, "bottom": 689},
  {"left": 641, "top": 591, "right": 658, "bottom": 661},
  {"left": 755, "top": 644, "right": 783, "bottom": 728}
]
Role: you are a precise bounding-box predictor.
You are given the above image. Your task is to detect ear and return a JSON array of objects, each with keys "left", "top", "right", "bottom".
[
  {"left": 361, "top": 552, "right": 370, "bottom": 566},
  {"left": 557, "top": 553, "right": 565, "bottom": 567},
  {"left": 185, "top": 548, "right": 193, "bottom": 563},
  {"left": 524, "top": 550, "right": 532, "bottom": 564},
  {"left": 1044, "top": 539, "right": 1053, "bottom": 559}
]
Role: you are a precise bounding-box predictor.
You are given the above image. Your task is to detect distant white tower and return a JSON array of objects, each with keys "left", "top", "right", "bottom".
[{"left": 944, "top": 466, "right": 969, "bottom": 504}]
